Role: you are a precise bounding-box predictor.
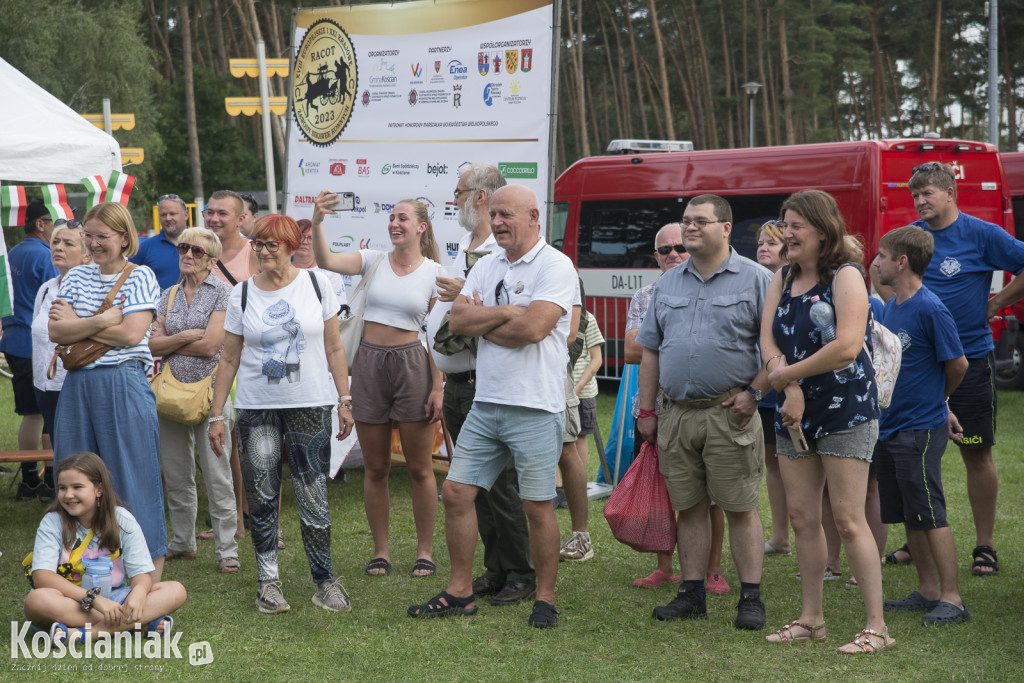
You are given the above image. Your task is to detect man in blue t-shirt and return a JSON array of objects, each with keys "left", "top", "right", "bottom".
[
  {"left": 908, "top": 161, "right": 1024, "bottom": 577},
  {"left": 0, "top": 199, "right": 57, "bottom": 500},
  {"left": 873, "top": 226, "right": 969, "bottom": 625},
  {"left": 130, "top": 193, "right": 188, "bottom": 289}
]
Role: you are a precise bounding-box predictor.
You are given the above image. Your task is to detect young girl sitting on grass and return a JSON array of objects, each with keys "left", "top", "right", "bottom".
[{"left": 23, "top": 452, "right": 187, "bottom": 645}]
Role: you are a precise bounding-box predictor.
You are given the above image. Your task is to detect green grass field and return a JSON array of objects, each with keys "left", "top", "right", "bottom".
[{"left": 0, "top": 380, "right": 1021, "bottom": 681}]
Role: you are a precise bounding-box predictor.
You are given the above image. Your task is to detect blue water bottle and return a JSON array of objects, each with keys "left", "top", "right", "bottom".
[{"left": 81, "top": 557, "right": 113, "bottom": 599}]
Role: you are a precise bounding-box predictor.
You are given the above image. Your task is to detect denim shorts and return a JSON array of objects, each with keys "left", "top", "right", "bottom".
[
  {"left": 777, "top": 419, "right": 878, "bottom": 462},
  {"left": 447, "top": 401, "right": 564, "bottom": 501}
]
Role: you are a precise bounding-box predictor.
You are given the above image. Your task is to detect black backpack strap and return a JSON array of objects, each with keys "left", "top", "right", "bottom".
[
  {"left": 217, "top": 259, "right": 238, "bottom": 286},
  {"left": 241, "top": 280, "right": 248, "bottom": 313},
  {"left": 308, "top": 270, "right": 322, "bottom": 302}
]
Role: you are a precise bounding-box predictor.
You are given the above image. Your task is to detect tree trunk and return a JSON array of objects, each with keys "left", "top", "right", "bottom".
[
  {"left": 717, "top": 2, "right": 735, "bottom": 148},
  {"left": 928, "top": 0, "right": 942, "bottom": 133},
  {"left": 647, "top": 0, "right": 674, "bottom": 140},
  {"left": 777, "top": 3, "right": 795, "bottom": 145},
  {"left": 621, "top": 0, "right": 649, "bottom": 140},
  {"left": 1000, "top": 7, "right": 1016, "bottom": 150},
  {"left": 147, "top": 0, "right": 175, "bottom": 83},
  {"left": 565, "top": 0, "right": 590, "bottom": 157},
  {"left": 668, "top": 4, "right": 700, "bottom": 148},
  {"left": 756, "top": 0, "right": 774, "bottom": 146},
  {"left": 211, "top": 0, "right": 229, "bottom": 73},
  {"left": 180, "top": 1, "right": 205, "bottom": 201},
  {"left": 604, "top": 1, "right": 633, "bottom": 138},
  {"left": 597, "top": 4, "right": 624, "bottom": 137}
]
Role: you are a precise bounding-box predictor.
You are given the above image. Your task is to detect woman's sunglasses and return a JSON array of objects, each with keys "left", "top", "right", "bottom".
[{"left": 176, "top": 243, "right": 208, "bottom": 258}]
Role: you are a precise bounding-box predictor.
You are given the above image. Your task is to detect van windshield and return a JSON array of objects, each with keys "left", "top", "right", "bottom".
[{"left": 576, "top": 195, "right": 790, "bottom": 268}]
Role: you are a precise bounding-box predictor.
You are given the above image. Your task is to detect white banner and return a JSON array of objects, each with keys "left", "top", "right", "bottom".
[{"left": 286, "top": 0, "right": 555, "bottom": 287}]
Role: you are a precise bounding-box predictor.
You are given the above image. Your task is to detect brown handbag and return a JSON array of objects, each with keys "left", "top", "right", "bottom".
[{"left": 47, "top": 264, "right": 136, "bottom": 379}]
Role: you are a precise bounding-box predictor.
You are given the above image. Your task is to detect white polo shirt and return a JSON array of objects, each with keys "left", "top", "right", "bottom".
[{"left": 461, "top": 237, "right": 577, "bottom": 413}]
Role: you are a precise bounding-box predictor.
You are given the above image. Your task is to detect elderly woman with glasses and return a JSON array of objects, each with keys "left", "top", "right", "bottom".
[
  {"left": 310, "top": 192, "right": 444, "bottom": 579},
  {"left": 149, "top": 228, "right": 239, "bottom": 573},
  {"left": 48, "top": 202, "right": 167, "bottom": 579},
  {"left": 30, "top": 219, "right": 91, "bottom": 456},
  {"left": 207, "top": 214, "right": 354, "bottom": 614}
]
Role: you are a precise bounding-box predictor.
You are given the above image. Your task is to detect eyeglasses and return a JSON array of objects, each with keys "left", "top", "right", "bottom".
[
  {"left": 83, "top": 232, "right": 116, "bottom": 243},
  {"left": 300, "top": 235, "right": 313, "bottom": 244},
  {"left": 238, "top": 192, "right": 258, "bottom": 214},
  {"left": 679, "top": 218, "right": 723, "bottom": 229},
  {"left": 176, "top": 243, "right": 208, "bottom": 258},
  {"left": 453, "top": 188, "right": 478, "bottom": 200},
  {"left": 656, "top": 244, "right": 686, "bottom": 255},
  {"left": 251, "top": 240, "right": 286, "bottom": 253},
  {"left": 54, "top": 219, "right": 82, "bottom": 229}
]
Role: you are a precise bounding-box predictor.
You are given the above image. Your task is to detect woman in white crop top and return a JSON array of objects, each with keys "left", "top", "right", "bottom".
[{"left": 311, "top": 192, "right": 444, "bottom": 578}]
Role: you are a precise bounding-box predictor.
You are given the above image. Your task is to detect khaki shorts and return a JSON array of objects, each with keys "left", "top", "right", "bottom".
[
  {"left": 563, "top": 403, "right": 581, "bottom": 443},
  {"left": 657, "top": 399, "right": 764, "bottom": 512},
  {"left": 351, "top": 340, "right": 432, "bottom": 424}
]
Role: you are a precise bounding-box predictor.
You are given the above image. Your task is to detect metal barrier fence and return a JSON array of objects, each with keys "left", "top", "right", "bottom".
[{"left": 585, "top": 295, "right": 631, "bottom": 381}]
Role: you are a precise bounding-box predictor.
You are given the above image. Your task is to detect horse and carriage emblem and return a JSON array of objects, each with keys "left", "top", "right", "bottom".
[{"left": 292, "top": 18, "right": 358, "bottom": 147}]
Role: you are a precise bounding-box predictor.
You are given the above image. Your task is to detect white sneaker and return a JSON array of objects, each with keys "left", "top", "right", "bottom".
[
  {"left": 312, "top": 577, "right": 352, "bottom": 612},
  {"left": 256, "top": 580, "right": 291, "bottom": 614},
  {"left": 559, "top": 531, "right": 594, "bottom": 562}
]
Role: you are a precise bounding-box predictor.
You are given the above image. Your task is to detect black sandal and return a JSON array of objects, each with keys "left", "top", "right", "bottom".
[
  {"left": 407, "top": 591, "right": 477, "bottom": 618},
  {"left": 411, "top": 558, "right": 436, "bottom": 577},
  {"left": 527, "top": 600, "right": 559, "bottom": 629},
  {"left": 883, "top": 543, "right": 912, "bottom": 566},
  {"left": 971, "top": 545, "right": 999, "bottom": 576},
  {"left": 364, "top": 557, "right": 392, "bottom": 576}
]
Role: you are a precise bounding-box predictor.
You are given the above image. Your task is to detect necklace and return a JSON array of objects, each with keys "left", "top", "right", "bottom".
[{"left": 391, "top": 253, "right": 423, "bottom": 270}]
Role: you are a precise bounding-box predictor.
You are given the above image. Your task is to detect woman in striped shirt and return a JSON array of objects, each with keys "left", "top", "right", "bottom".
[{"left": 48, "top": 202, "right": 167, "bottom": 581}]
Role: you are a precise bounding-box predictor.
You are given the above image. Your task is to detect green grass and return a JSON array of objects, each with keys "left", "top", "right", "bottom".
[{"left": 1, "top": 380, "right": 1022, "bottom": 681}]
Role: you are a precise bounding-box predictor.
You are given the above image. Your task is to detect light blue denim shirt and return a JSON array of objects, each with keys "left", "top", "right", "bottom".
[{"left": 636, "top": 248, "right": 771, "bottom": 401}]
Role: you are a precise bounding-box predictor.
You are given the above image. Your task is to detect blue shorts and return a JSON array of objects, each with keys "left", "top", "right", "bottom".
[
  {"left": 874, "top": 428, "right": 949, "bottom": 530},
  {"left": 446, "top": 402, "right": 564, "bottom": 501}
]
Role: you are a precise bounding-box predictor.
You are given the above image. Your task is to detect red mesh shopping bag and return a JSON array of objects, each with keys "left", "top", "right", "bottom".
[{"left": 602, "top": 441, "right": 676, "bottom": 553}]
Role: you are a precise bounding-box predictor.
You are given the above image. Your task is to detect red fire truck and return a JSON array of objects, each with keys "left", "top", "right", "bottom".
[{"left": 551, "top": 137, "right": 1015, "bottom": 379}]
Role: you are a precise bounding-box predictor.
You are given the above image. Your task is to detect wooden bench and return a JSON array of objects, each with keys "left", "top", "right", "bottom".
[{"left": 0, "top": 450, "right": 54, "bottom": 464}]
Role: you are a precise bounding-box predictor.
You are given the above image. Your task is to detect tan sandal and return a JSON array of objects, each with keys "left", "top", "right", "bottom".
[
  {"left": 766, "top": 620, "right": 826, "bottom": 643},
  {"left": 839, "top": 628, "right": 895, "bottom": 654},
  {"left": 218, "top": 557, "right": 241, "bottom": 573}
]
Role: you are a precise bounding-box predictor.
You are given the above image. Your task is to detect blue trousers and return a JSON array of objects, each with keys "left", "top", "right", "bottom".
[{"left": 54, "top": 360, "right": 167, "bottom": 559}]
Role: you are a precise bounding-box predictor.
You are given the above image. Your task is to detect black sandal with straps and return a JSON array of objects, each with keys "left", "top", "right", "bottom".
[{"left": 971, "top": 545, "right": 999, "bottom": 576}]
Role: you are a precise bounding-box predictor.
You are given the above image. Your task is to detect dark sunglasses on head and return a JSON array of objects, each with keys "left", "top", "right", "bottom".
[
  {"left": 176, "top": 243, "right": 208, "bottom": 258},
  {"left": 53, "top": 218, "right": 82, "bottom": 229},
  {"left": 911, "top": 161, "right": 954, "bottom": 180},
  {"left": 656, "top": 244, "right": 686, "bottom": 255}
]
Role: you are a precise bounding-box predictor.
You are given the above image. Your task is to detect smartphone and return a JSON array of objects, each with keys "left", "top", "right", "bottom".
[
  {"left": 333, "top": 192, "right": 355, "bottom": 211},
  {"left": 787, "top": 425, "right": 813, "bottom": 455}
]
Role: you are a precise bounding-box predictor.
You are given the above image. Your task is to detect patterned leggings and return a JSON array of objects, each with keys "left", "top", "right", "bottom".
[{"left": 236, "top": 406, "right": 334, "bottom": 583}]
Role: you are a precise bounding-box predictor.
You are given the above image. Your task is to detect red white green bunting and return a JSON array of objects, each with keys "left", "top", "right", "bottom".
[
  {"left": 0, "top": 183, "right": 27, "bottom": 227},
  {"left": 106, "top": 170, "right": 136, "bottom": 206},
  {"left": 80, "top": 175, "right": 107, "bottom": 209},
  {"left": 41, "top": 184, "right": 74, "bottom": 221}
]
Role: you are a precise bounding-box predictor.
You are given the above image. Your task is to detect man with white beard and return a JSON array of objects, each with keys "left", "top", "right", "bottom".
[{"left": 426, "top": 165, "right": 536, "bottom": 606}]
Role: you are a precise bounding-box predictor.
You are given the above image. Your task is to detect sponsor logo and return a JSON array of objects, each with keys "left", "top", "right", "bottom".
[
  {"left": 448, "top": 59, "right": 469, "bottom": 81},
  {"left": 897, "top": 329, "right": 911, "bottom": 351},
  {"left": 446, "top": 241, "right": 459, "bottom": 258},
  {"left": 351, "top": 195, "right": 367, "bottom": 214},
  {"left": 330, "top": 160, "right": 346, "bottom": 175},
  {"left": 483, "top": 82, "right": 502, "bottom": 106},
  {"left": 939, "top": 257, "right": 961, "bottom": 278},
  {"left": 434, "top": 60, "right": 441, "bottom": 73},
  {"left": 444, "top": 201, "right": 458, "bottom": 219},
  {"left": 330, "top": 235, "right": 356, "bottom": 252},
  {"left": 478, "top": 52, "right": 489, "bottom": 76},
  {"left": 297, "top": 159, "right": 321, "bottom": 176},
  {"left": 373, "top": 202, "right": 396, "bottom": 215},
  {"left": 427, "top": 163, "right": 448, "bottom": 177},
  {"left": 498, "top": 162, "right": 538, "bottom": 179},
  {"left": 381, "top": 163, "right": 391, "bottom": 175},
  {"left": 361, "top": 89, "right": 370, "bottom": 106},
  {"left": 505, "top": 50, "right": 518, "bottom": 74},
  {"left": 417, "top": 196, "right": 436, "bottom": 221},
  {"left": 369, "top": 59, "right": 397, "bottom": 85},
  {"left": 521, "top": 48, "right": 533, "bottom": 73},
  {"left": 292, "top": 18, "right": 357, "bottom": 147},
  {"left": 493, "top": 54, "right": 501, "bottom": 74},
  {"left": 408, "top": 89, "right": 418, "bottom": 105},
  {"left": 381, "top": 162, "right": 418, "bottom": 176},
  {"left": 293, "top": 195, "right": 318, "bottom": 206},
  {"left": 356, "top": 159, "right": 371, "bottom": 177},
  {"left": 452, "top": 84, "right": 462, "bottom": 108},
  {"left": 510, "top": 79, "right": 521, "bottom": 95},
  {"left": 411, "top": 63, "right": 422, "bottom": 78},
  {"left": 457, "top": 161, "right": 474, "bottom": 176}
]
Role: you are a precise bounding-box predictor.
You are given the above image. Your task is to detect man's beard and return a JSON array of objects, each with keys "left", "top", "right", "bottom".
[{"left": 457, "top": 200, "right": 479, "bottom": 231}]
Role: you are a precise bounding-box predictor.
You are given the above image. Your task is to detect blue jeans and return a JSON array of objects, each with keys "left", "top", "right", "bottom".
[
  {"left": 447, "top": 402, "right": 564, "bottom": 501},
  {"left": 54, "top": 361, "right": 167, "bottom": 559}
]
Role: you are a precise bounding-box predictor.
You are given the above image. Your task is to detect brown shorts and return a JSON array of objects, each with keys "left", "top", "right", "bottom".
[
  {"left": 351, "top": 340, "right": 432, "bottom": 424},
  {"left": 657, "top": 399, "right": 764, "bottom": 512}
]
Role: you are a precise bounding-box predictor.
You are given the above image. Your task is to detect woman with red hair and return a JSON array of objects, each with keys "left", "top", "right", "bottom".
[{"left": 208, "top": 214, "right": 355, "bottom": 615}]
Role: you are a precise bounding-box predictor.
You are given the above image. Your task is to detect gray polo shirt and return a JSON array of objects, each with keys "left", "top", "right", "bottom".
[{"left": 636, "top": 248, "right": 771, "bottom": 401}]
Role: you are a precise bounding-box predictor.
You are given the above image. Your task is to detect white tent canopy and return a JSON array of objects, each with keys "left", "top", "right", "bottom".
[{"left": 0, "top": 57, "right": 120, "bottom": 183}]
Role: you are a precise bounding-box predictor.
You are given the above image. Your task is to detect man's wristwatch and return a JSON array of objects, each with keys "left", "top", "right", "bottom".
[{"left": 747, "top": 386, "right": 764, "bottom": 402}]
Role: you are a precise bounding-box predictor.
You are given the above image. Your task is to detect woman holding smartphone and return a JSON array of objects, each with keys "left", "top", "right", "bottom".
[{"left": 759, "top": 190, "right": 890, "bottom": 654}]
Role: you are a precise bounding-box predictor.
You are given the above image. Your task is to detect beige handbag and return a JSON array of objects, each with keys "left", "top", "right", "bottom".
[{"left": 149, "top": 285, "right": 214, "bottom": 425}]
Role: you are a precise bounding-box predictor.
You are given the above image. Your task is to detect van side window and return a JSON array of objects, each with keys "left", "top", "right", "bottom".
[{"left": 549, "top": 201, "right": 570, "bottom": 249}]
